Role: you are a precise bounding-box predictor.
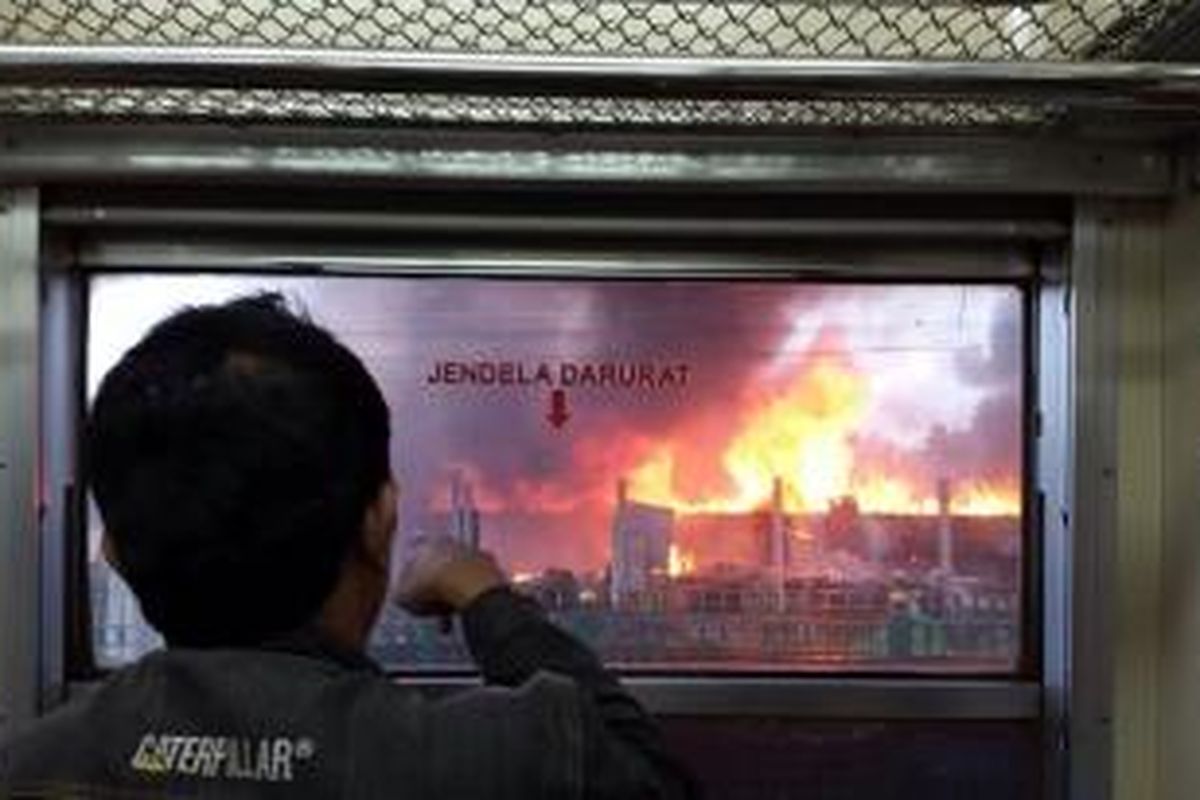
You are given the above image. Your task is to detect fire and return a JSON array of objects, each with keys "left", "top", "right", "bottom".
[
  {"left": 626, "top": 340, "right": 1019, "bottom": 518},
  {"left": 951, "top": 482, "right": 1021, "bottom": 516},
  {"left": 723, "top": 356, "right": 862, "bottom": 512},
  {"left": 841, "top": 476, "right": 1019, "bottom": 516},
  {"left": 668, "top": 544, "right": 696, "bottom": 578}
]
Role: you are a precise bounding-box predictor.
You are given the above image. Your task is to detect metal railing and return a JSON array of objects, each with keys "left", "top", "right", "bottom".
[{"left": 0, "top": 45, "right": 1199, "bottom": 131}]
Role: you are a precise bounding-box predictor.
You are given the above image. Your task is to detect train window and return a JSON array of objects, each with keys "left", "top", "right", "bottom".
[{"left": 86, "top": 274, "right": 1024, "bottom": 673}]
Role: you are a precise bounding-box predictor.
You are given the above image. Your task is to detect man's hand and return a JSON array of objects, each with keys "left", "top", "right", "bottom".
[{"left": 393, "top": 536, "right": 507, "bottom": 617}]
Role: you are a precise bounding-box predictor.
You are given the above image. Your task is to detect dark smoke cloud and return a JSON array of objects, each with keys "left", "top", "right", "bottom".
[
  {"left": 955, "top": 301, "right": 1021, "bottom": 391},
  {"left": 89, "top": 275, "right": 1022, "bottom": 573},
  {"left": 847, "top": 296, "right": 1022, "bottom": 490},
  {"left": 388, "top": 281, "right": 822, "bottom": 513},
  {"left": 923, "top": 300, "right": 1023, "bottom": 481},
  {"left": 921, "top": 392, "right": 1021, "bottom": 482},
  {"left": 353, "top": 280, "right": 1022, "bottom": 569}
]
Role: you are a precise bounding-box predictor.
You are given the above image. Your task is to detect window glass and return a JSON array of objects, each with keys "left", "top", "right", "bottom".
[{"left": 87, "top": 275, "right": 1023, "bottom": 672}]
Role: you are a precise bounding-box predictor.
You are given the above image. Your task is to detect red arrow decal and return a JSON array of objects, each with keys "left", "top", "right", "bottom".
[{"left": 547, "top": 388, "right": 570, "bottom": 430}]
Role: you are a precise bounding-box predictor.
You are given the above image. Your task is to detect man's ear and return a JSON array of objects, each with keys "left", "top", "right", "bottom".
[
  {"left": 360, "top": 479, "right": 398, "bottom": 574},
  {"left": 101, "top": 533, "right": 122, "bottom": 575}
]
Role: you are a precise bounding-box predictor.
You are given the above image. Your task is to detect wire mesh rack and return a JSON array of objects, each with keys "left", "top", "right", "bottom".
[
  {"left": 0, "top": 0, "right": 1187, "bottom": 60},
  {"left": 0, "top": 1, "right": 1195, "bottom": 132}
]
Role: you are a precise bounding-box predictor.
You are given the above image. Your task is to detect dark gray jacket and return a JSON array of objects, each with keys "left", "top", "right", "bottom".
[{"left": 1, "top": 588, "right": 694, "bottom": 799}]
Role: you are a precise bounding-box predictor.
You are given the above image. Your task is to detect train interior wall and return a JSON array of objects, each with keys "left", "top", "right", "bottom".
[
  {"left": 4, "top": 184, "right": 1200, "bottom": 800},
  {"left": 1097, "top": 189, "right": 1200, "bottom": 800},
  {"left": 1158, "top": 190, "right": 1200, "bottom": 800}
]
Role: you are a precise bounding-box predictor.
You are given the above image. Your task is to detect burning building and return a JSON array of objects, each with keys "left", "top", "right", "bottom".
[
  {"left": 610, "top": 480, "right": 674, "bottom": 610},
  {"left": 400, "top": 291, "right": 1021, "bottom": 667},
  {"left": 763, "top": 477, "right": 789, "bottom": 610}
]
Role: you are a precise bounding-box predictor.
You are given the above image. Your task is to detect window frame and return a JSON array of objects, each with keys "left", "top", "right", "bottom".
[{"left": 65, "top": 246, "right": 1042, "bottom": 692}]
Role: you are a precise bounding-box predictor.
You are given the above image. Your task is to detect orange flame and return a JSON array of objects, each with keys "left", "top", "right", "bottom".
[
  {"left": 668, "top": 544, "right": 696, "bottom": 578},
  {"left": 627, "top": 343, "right": 1019, "bottom": 518}
]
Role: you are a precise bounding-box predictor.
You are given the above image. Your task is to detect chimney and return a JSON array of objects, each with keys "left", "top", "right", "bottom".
[
  {"left": 937, "top": 477, "right": 953, "bottom": 573},
  {"left": 450, "top": 471, "right": 480, "bottom": 550},
  {"left": 770, "top": 476, "right": 787, "bottom": 611},
  {"left": 611, "top": 478, "right": 629, "bottom": 609}
]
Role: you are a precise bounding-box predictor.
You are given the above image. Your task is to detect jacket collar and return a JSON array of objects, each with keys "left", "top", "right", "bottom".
[{"left": 259, "top": 626, "right": 382, "bottom": 674}]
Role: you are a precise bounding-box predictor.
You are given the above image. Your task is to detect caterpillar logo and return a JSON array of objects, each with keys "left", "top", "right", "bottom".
[{"left": 130, "top": 733, "right": 316, "bottom": 782}]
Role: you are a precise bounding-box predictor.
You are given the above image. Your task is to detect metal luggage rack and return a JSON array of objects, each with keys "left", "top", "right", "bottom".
[
  {"left": 0, "top": 0, "right": 1189, "bottom": 59},
  {"left": 0, "top": 0, "right": 1198, "bottom": 134}
]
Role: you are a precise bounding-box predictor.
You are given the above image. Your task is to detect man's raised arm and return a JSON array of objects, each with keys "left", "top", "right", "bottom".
[{"left": 394, "top": 537, "right": 697, "bottom": 800}]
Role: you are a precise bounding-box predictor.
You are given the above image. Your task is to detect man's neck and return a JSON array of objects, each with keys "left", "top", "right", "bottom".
[{"left": 313, "top": 568, "right": 384, "bottom": 655}]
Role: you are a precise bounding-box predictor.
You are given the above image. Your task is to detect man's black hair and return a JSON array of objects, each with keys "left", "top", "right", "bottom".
[{"left": 88, "top": 293, "right": 391, "bottom": 647}]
